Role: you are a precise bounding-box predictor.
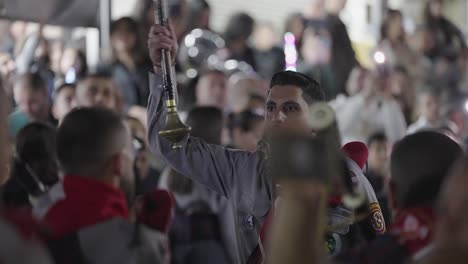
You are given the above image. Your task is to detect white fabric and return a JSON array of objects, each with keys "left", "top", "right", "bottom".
[{"left": 334, "top": 94, "right": 407, "bottom": 144}]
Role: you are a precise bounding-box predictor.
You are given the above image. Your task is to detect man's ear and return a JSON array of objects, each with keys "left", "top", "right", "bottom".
[{"left": 112, "top": 153, "right": 124, "bottom": 179}]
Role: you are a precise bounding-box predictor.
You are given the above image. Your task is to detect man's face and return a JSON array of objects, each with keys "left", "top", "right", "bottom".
[
  {"left": 76, "top": 77, "right": 117, "bottom": 110},
  {"left": 368, "top": 140, "right": 389, "bottom": 173},
  {"left": 196, "top": 72, "right": 227, "bottom": 109},
  {"left": 53, "top": 87, "right": 76, "bottom": 121},
  {"left": 421, "top": 94, "right": 440, "bottom": 123},
  {"left": 264, "top": 85, "right": 312, "bottom": 136},
  {"left": 13, "top": 85, "right": 49, "bottom": 121}
]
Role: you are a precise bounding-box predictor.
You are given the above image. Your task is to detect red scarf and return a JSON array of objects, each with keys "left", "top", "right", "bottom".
[
  {"left": 390, "top": 207, "right": 435, "bottom": 257},
  {"left": 43, "top": 175, "right": 129, "bottom": 238}
]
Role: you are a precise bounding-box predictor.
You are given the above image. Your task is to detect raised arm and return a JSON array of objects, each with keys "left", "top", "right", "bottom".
[{"left": 146, "top": 24, "right": 258, "bottom": 198}]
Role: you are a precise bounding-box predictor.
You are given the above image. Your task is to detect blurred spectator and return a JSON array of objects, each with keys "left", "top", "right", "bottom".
[
  {"left": 51, "top": 83, "right": 76, "bottom": 123},
  {"left": 390, "top": 65, "right": 415, "bottom": 125},
  {"left": 59, "top": 47, "right": 87, "bottom": 83},
  {"left": 75, "top": 73, "right": 120, "bottom": 112},
  {"left": 366, "top": 132, "right": 391, "bottom": 224},
  {"left": 435, "top": 156, "right": 468, "bottom": 253},
  {"left": 325, "top": 0, "right": 359, "bottom": 96},
  {"left": 406, "top": 89, "right": 454, "bottom": 134},
  {"left": 377, "top": 9, "right": 422, "bottom": 84},
  {"left": 187, "top": 107, "right": 224, "bottom": 145},
  {"left": 303, "top": 0, "right": 326, "bottom": 21},
  {"left": 336, "top": 71, "right": 407, "bottom": 144},
  {"left": 227, "top": 110, "right": 264, "bottom": 152},
  {"left": 39, "top": 107, "right": 167, "bottom": 263},
  {"left": 252, "top": 23, "right": 285, "bottom": 80},
  {"left": 284, "top": 13, "right": 305, "bottom": 52},
  {"left": 110, "top": 17, "right": 152, "bottom": 108},
  {"left": 7, "top": 21, "right": 27, "bottom": 55},
  {"left": 227, "top": 76, "right": 268, "bottom": 113},
  {"left": 15, "top": 31, "right": 55, "bottom": 97},
  {"left": 424, "top": 0, "right": 466, "bottom": 61},
  {"left": 195, "top": 70, "right": 228, "bottom": 109},
  {"left": 298, "top": 27, "right": 336, "bottom": 100},
  {"left": 408, "top": 25, "right": 434, "bottom": 82},
  {"left": 223, "top": 12, "right": 256, "bottom": 70},
  {"left": 0, "top": 52, "right": 17, "bottom": 98},
  {"left": 0, "top": 88, "right": 9, "bottom": 185},
  {"left": 330, "top": 66, "right": 369, "bottom": 112},
  {"left": 159, "top": 106, "right": 231, "bottom": 264},
  {"left": 136, "top": 0, "right": 190, "bottom": 44},
  {"left": 11, "top": 73, "right": 56, "bottom": 134},
  {"left": 49, "top": 41, "right": 64, "bottom": 76},
  {"left": 2, "top": 122, "right": 58, "bottom": 209},
  {"left": 125, "top": 116, "right": 161, "bottom": 195},
  {"left": 186, "top": 0, "right": 211, "bottom": 33}
]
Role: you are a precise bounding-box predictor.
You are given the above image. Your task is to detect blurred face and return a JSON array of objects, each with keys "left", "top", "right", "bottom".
[
  {"left": 326, "top": 0, "right": 347, "bottom": 14},
  {"left": 265, "top": 85, "right": 312, "bottom": 136},
  {"left": 50, "top": 42, "right": 64, "bottom": 74},
  {"left": 10, "top": 21, "right": 27, "bottom": 40},
  {"left": 288, "top": 16, "right": 305, "bottom": 41},
  {"left": 233, "top": 121, "right": 265, "bottom": 152},
  {"left": 13, "top": 85, "right": 49, "bottom": 121},
  {"left": 301, "top": 30, "right": 331, "bottom": 65},
  {"left": 254, "top": 25, "right": 277, "bottom": 51},
  {"left": 76, "top": 77, "right": 117, "bottom": 110},
  {"left": 420, "top": 94, "right": 440, "bottom": 123},
  {"left": 346, "top": 67, "right": 368, "bottom": 96},
  {"left": 35, "top": 38, "right": 49, "bottom": 59},
  {"left": 60, "top": 48, "right": 77, "bottom": 75},
  {"left": 388, "top": 15, "right": 404, "bottom": 42},
  {"left": 196, "top": 72, "right": 227, "bottom": 108},
  {"left": 390, "top": 71, "right": 410, "bottom": 96},
  {"left": 436, "top": 166, "right": 468, "bottom": 248},
  {"left": 111, "top": 26, "right": 136, "bottom": 53},
  {"left": 368, "top": 140, "right": 389, "bottom": 173},
  {"left": 430, "top": 0, "right": 443, "bottom": 18},
  {"left": 53, "top": 86, "right": 76, "bottom": 121}
]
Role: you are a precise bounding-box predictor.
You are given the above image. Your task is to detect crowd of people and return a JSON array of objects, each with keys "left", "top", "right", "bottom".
[{"left": 0, "top": 0, "right": 468, "bottom": 263}]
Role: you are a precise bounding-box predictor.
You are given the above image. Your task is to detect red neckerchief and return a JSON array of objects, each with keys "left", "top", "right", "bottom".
[
  {"left": 43, "top": 175, "right": 129, "bottom": 238},
  {"left": 390, "top": 207, "right": 435, "bottom": 257}
]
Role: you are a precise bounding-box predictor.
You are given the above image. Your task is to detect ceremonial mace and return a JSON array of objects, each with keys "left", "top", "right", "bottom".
[{"left": 154, "top": 0, "right": 191, "bottom": 149}]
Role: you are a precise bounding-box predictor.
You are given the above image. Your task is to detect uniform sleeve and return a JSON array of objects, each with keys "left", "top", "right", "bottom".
[
  {"left": 147, "top": 71, "right": 258, "bottom": 199},
  {"left": 358, "top": 174, "right": 387, "bottom": 239}
]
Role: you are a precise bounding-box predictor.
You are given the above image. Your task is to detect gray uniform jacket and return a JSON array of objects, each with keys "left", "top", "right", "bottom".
[{"left": 147, "top": 72, "right": 274, "bottom": 263}]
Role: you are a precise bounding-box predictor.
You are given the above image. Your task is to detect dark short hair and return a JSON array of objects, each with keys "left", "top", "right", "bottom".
[
  {"left": 15, "top": 72, "right": 46, "bottom": 92},
  {"left": 390, "top": 131, "right": 463, "bottom": 209},
  {"left": 53, "top": 83, "right": 76, "bottom": 100},
  {"left": 57, "top": 107, "right": 126, "bottom": 176},
  {"left": 76, "top": 72, "right": 114, "bottom": 90},
  {"left": 367, "top": 131, "right": 388, "bottom": 147},
  {"left": 228, "top": 110, "right": 264, "bottom": 133},
  {"left": 270, "top": 71, "right": 325, "bottom": 104},
  {"left": 186, "top": 107, "right": 223, "bottom": 145},
  {"left": 111, "top": 17, "right": 139, "bottom": 36},
  {"left": 224, "top": 12, "right": 255, "bottom": 42},
  {"left": 15, "top": 123, "right": 57, "bottom": 185}
]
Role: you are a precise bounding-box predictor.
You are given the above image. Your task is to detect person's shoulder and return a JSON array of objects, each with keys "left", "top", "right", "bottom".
[{"left": 77, "top": 218, "right": 165, "bottom": 262}]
